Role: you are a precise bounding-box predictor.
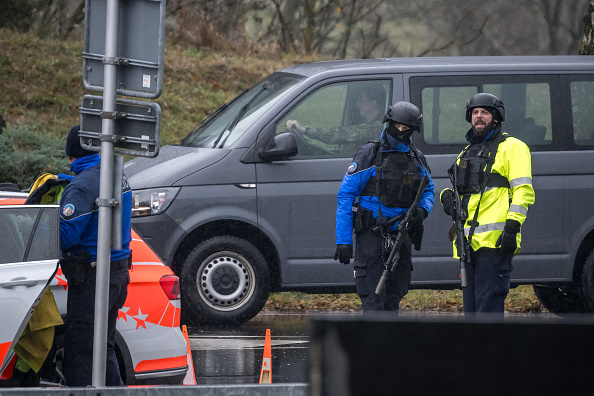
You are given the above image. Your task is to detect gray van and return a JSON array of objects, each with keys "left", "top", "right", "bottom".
[{"left": 125, "top": 55, "right": 594, "bottom": 324}]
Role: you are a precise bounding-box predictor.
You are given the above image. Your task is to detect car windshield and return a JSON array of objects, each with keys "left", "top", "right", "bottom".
[{"left": 181, "top": 73, "right": 305, "bottom": 148}]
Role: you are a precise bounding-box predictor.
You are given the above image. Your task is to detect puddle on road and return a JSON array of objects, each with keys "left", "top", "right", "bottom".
[{"left": 186, "top": 313, "right": 312, "bottom": 384}]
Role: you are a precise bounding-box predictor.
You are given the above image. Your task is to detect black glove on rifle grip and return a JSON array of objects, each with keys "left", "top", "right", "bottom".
[{"left": 410, "top": 207, "right": 427, "bottom": 229}]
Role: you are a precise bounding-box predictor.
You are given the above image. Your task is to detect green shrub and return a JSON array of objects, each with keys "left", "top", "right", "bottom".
[{"left": 0, "top": 124, "right": 71, "bottom": 190}]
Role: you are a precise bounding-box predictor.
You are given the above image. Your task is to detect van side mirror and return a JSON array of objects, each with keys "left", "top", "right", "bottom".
[{"left": 258, "top": 132, "right": 298, "bottom": 162}]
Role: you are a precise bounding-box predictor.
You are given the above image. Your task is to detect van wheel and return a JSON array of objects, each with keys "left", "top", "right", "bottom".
[
  {"left": 181, "top": 236, "right": 270, "bottom": 325},
  {"left": 580, "top": 250, "right": 594, "bottom": 312},
  {"left": 533, "top": 284, "right": 589, "bottom": 314}
]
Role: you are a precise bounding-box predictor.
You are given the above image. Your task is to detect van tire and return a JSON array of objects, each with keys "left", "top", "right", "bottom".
[
  {"left": 533, "top": 284, "right": 588, "bottom": 314},
  {"left": 181, "top": 236, "right": 270, "bottom": 325},
  {"left": 580, "top": 250, "right": 594, "bottom": 312}
]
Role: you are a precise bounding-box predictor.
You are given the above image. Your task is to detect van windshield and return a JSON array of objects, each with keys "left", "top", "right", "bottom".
[{"left": 181, "top": 73, "right": 304, "bottom": 148}]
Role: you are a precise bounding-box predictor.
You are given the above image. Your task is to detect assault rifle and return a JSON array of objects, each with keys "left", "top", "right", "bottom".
[
  {"left": 449, "top": 168, "right": 468, "bottom": 288},
  {"left": 375, "top": 173, "right": 429, "bottom": 295}
]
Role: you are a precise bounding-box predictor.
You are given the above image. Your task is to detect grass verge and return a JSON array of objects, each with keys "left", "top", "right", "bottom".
[{"left": 263, "top": 285, "right": 546, "bottom": 313}]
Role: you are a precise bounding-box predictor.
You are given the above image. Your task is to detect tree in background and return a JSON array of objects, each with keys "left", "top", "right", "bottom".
[
  {"left": 405, "top": 0, "right": 589, "bottom": 57},
  {"left": 246, "top": 0, "right": 591, "bottom": 57},
  {"left": 333, "top": 0, "right": 388, "bottom": 59},
  {"left": 167, "top": 0, "right": 252, "bottom": 50},
  {"left": 0, "top": 0, "right": 36, "bottom": 32},
  {"left": 1, "top": 0, "right": 592, "bottom": 57},
  {"left": 0, "top": 0, "right": 84, "bottom": 39},
  {"left": 0, "top": 125, "right": 71, "bottom": 190},
  {"left": 581, "top": 0, "right": 594, "bottom": 54}
]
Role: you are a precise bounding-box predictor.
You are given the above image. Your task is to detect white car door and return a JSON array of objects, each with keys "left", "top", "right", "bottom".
[{"left": 0, "top": 205, "right": 60, "bottom": 375}]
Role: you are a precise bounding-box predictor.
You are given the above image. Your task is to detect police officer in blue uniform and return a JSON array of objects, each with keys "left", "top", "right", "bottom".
[
  {"left": 58, "top": 125, "right": 132, "bottom": 386},
  {"left": 334, "top": 102, "right": 435, "bottom": 313}
]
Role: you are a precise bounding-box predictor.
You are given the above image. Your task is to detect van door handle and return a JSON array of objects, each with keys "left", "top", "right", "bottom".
[{"left": 1, "top": 278, "right": 38, "bottom": 289}]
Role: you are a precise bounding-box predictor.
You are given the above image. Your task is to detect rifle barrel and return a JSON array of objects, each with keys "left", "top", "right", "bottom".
[
  {"left": 460, "top": 261, "right": 467, "bottom": 288},
  {"left": 451, "top": 167, "right": 468, "bottom": 289}
]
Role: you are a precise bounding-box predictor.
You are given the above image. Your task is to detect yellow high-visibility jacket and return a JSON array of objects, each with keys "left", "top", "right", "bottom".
[{"left": 441, "top": 133, "right": 535, "bottom": 256}]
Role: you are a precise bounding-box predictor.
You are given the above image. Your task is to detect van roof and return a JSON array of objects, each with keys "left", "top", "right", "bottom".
[{"left": 280, "top": 56, "right": 594, "bottom": 77}]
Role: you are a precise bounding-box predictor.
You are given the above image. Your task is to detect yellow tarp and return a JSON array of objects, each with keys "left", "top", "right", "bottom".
[{"left": 14, "top": 287, "right": 63, "bottom": 372}]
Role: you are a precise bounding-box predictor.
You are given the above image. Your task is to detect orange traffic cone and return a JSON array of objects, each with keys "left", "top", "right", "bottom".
[
  {"left": 259, "top": 329, "right": 272, "bottom": 384},
  {"left": 181, "top": 325, "right": 197, "bottom": 385}
]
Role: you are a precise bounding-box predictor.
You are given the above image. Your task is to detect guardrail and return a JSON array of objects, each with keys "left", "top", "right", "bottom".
[{"left": 0, "top": 383, "right": 310, "bottom": 396}]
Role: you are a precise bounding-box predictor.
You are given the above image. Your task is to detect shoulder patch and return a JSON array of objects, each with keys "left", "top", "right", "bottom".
[
  {"left": 62, "top": 203, "right": 75, "bottom": 217},
  {"left": 347, "top": 162, "right": 357, "bottom": 175},
  {"left": 351, "top": 142, "right": 379, "bottom": 170}
]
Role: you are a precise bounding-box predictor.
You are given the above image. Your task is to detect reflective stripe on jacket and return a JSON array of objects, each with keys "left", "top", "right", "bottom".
[{"left": 456, "top": 134, "right": 534, "bottom": 255}]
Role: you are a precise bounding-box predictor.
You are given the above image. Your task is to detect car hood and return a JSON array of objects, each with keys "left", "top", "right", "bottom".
[{"left": 124, "top": 145, "right": 230, "bottom": 189}]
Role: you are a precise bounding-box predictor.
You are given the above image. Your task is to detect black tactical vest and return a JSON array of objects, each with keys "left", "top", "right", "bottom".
[
  {"left": 456, "top": 142, "right": 487, "bottom": 195},
  {"left": 363, "top": 151, "right": 422, "bottom": 208},
  {"left": 455, "top": 134, "right": 509, "bottom": 195}
]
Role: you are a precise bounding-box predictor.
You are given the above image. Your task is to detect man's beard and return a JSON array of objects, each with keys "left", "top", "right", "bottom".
[{"left": 472, "top": 119, "right": 496, "bottom": 136}]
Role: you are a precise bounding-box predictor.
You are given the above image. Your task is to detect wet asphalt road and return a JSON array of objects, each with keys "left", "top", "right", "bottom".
[
  {"left": 184, "top": 310, "right": 566, "bottom": 385},
  {"left": 185, "top": 313, "right": 313, "bottom": 384}
]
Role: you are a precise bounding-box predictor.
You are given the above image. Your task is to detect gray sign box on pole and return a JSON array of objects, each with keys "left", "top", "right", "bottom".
[
  {"left": 79, "top": 95, "right": 161, "bottom": 157},
  {"left": 83, "top": 0, "right": 166, "bottom": 99}
]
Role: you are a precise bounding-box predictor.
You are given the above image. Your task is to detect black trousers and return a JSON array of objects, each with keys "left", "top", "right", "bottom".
[
  {"left": 463, "top": 247, "right": 514, "bottom": 314},
  {"left": 353, "top": 227, "right": 412, "bottom": 313},
  {"left": 63, "top": 268, "right": 129, "bottom": 387}
]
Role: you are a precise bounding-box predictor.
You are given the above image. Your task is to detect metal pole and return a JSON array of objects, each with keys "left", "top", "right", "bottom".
[
  {"left": 112, "top": 155, "right": 123, "bottom": 251},
  {"left": 92, "top": 0, "right": 119, "bottom": 387}
]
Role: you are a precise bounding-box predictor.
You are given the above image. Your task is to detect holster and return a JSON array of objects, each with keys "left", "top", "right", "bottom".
[
  {"left": 410, "top": 223, "right": 424, "bottom": 251},
  {"left": 59, "top": 251, "right": 92, "bottom": 286},
  {"left": 448, "top": 224, "right": 456, "bottom": 241},
  {"left": 354, "top": 207, "right": 377, "bottom": 234}
]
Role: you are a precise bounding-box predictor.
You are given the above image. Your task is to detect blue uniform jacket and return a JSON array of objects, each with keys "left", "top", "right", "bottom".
[
  {"left": 336, "top": 131, "right": 435, "bottom": 245},
  {"left": 59, "top": 154, "right": 132, "bottom": 262}
]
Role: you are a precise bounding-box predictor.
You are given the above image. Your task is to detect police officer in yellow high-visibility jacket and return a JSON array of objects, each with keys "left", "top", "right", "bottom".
[{"left": 440, "top": 93, "right": 535, "bottom": 314}]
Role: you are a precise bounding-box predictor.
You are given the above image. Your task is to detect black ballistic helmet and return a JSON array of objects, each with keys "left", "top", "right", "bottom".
[
  {"left": 465, "top": 93, "right": 505, "bottom": 123},
  {"left": 383, "top": 101, "right": 423, "bottom": 131}
]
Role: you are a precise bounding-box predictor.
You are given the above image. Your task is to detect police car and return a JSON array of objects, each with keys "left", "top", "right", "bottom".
[{"left": 0, "top": 192, "right": 188, "bottom": 386}]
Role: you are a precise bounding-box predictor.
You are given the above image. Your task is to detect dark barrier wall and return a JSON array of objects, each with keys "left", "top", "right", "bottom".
[{"left": 309, "top": 314, "right": 594, "bottom": 396}]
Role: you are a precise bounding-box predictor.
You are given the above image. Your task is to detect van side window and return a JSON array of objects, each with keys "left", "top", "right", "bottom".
[
  {"left": 277, "top": 80, "right": 390, "bottom": 159},
  {"left": 417, "top": 79, "right": 553, "bottom": 148},
  {"left": 571, "top": 80, "right": 594, "bottom": 146},
  {"left": 421, "top": 86, "right": 477, "bottom": 145},
  {"left": 485, "top": 83, "right": 552, "bottom": 145}
]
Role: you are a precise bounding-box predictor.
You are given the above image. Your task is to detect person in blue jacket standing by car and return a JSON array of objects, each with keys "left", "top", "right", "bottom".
[
  {"left": 58, "top": 125, "right": 132, "bottom": 386},
  {"left": 334, "top": 102, "right": 434, "bottom": 314}
]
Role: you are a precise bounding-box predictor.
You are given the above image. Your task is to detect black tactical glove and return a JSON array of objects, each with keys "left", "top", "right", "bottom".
[
  {"left": 496, "top": 219, "right": 521, "bottom": 255},
  {"left": 334, "top": 244, "right": 353, "bottom": 265},
  {"left": 440, "top": 189, "right": 455, "bottom": 219},
  {"left": 409, "top": 207, "right": 427, "bottom": 231}
]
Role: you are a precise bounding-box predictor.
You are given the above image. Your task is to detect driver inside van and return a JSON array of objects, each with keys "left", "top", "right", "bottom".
[{"left": 286, "top": 85, "right": 386, "bottom": 156}]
